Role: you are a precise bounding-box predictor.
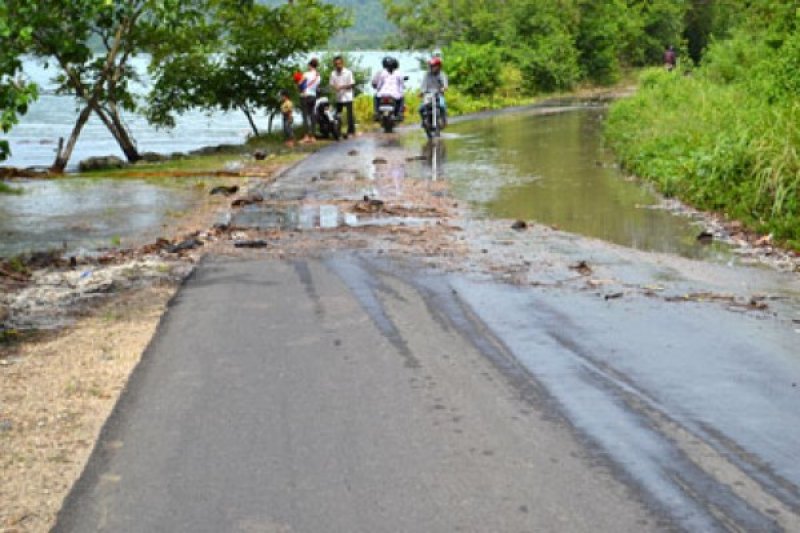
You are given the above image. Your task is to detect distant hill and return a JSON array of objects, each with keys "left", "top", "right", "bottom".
[{"left": 258, "top": 0, "right": 394, "bottom": 49}]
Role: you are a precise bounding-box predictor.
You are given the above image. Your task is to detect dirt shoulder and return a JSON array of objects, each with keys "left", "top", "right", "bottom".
[
  {"left": 0, "top": 154, "right": 299, "bottom": 532},
  {"left": 1, "top": 285, "right": 174, "bottom": 532}
]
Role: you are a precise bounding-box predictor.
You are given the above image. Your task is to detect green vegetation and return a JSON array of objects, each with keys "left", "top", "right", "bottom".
[
  {"left": 606, "top": 3, "right": 800, "bottom": 247},
  {"left": 0, "top": 2, "right": 37, "bottom": 162},
  {"left": 0, "top": 181, "right": 22, "bottom": 194},
  {"left": 258, "top": 0, "right": 394, "bottom": 49},
  {"left": 148, "top": 1, "right": 346, "bottom": 138},
  {"left": 75, "top": 135, "right": 311, "bottom": 179},
  {"left": 384, "top": 0, "right": 690, "bottom": 93},
  {"left": 1, "top": 0, "right": 341, "bottom": 171}
]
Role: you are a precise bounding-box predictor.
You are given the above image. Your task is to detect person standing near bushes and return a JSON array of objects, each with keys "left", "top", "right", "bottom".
[
  {"left": 279, "top": 90, "right": 295, "bottom": 148},
  {"left": 664, "top": 45, "right": 677, "bottom": 71},
  {"left": 300, "top": 58, "right": 321, "bottom": 143},
  {"left": 329, "top": 55, "right": 356, "bottom": 139}
]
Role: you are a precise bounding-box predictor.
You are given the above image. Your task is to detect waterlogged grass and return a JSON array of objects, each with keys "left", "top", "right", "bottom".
[
  {"left": 0, "top": 181, "right": 23, "bottom": 194},
  {"left": 76, "top": 140, "right": 307, "bottom": 180},
  {"left": 606, "top": 68, "right": 800, "bottom": 248}
]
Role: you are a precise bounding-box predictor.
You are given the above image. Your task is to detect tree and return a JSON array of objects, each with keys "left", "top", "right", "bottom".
[
  {"left": 4, "top": 0, "right": 210, "bottom": 172},
  {"left": 0, "top": 3, "right": 38, "bottom": 162},
  {"left": 147, "top": 0, "right": 347, "bottom": 137}
]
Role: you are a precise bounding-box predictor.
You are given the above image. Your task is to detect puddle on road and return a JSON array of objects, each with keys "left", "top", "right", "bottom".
[
  {"left": 400, "top": 107, "right": 733, "bottom": 261},
  {"left": 0, "top": 177, "right": 205, "bottom": 257},
  {"left": 233, "top": 203, "right": 430, "bottom": 231}
]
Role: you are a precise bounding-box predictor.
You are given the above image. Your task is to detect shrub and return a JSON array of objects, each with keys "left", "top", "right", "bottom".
[{"left": 442, "top": 41, "right": 505, "bottom": 97}]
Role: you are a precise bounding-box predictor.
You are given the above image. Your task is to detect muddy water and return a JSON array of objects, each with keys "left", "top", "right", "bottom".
[
  {"left": 0, "top": 178, "right": 204, "bottom": 257},
  {"left": 414, "top": 107, "right": 727, "bottom": 260}
]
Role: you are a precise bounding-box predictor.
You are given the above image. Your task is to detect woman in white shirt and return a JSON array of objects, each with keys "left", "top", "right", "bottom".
[{"left": 300, "top": 58, "right": 321, "bottom": 143}]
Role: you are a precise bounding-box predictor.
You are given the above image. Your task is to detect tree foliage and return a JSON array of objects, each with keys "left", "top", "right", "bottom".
[
  {"left": 2, "top": 0, "right": 214, "bottom": 171},
  {"left": 0, "top": 3, "right": 38, "bottom": 162},
  {"left": 1, "top": 0, "right": 342, "bottom": 170},
  {"left": 147, "top": 0, "right": 347, "bottom": 137},
  {"left": 383, "top": 0, "right": 699, "bottom": 93}
]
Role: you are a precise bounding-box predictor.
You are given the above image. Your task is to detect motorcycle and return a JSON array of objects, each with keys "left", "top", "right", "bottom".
[
  {"left": 421, "top": 91, "right": 445, "bottom": 139},
  {"left": 377, "top": 95, "right": 403, "bottom": 133},
  {"left": 314, "top": 96, "right": 341, "bottom": 140}
]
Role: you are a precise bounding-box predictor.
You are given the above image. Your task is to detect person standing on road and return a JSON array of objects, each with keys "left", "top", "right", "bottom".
[
  {"left": 300, "top": 58, "right": 321, "bottom": 143},
  {"left": 329, "top": 55, "right": 356, "bottom": 139}
]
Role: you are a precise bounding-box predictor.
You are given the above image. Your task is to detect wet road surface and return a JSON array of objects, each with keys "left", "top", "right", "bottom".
[
  {"left": 55, "top": 256, "right": 664, "bottom": 532},
  {"left": 56, "top": 110, "right": 800, "bottom": 531}
]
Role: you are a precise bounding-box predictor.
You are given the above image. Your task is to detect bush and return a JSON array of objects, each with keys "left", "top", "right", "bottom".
[
  {"left": 515, "top": 34, "right": 581, "bottom": 93},
  {"left": 442, "top": 41, "right": 505, "bottom": 97},
  {"left": 606, "top": 46, "right": 800, "bottom": 245}
]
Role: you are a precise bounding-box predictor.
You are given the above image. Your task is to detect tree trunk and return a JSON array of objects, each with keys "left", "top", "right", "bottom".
[
  {"left": 92, "top": 104, "right": 141, "bottom": 163},
  {"left": 241, "top": 106, "right": 260, "bottom": 137},
  {"left": 50, "top": 106, "right": 92, "bottom": 173}
]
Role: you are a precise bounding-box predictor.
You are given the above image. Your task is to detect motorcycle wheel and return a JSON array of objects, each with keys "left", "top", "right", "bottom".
[
  {"left": 331, "top": 120, "right": 341, "bottom": 141},
  {"left": 423, "top": 117, "right": 433, "bottom": 139},
  {"left": 382, "top": 116, "right": 394, "bottom": 133}
]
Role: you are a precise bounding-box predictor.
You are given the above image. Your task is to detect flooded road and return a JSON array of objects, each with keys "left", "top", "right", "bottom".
[
  {"left": 17, "top": 103, "right": 800, "bottom": 531},
  {"left": 404, "top": 107, "right": 731, "bottom": 260},
  {"left": 0, "top": 178, "right": 204, "bottom": 257}
]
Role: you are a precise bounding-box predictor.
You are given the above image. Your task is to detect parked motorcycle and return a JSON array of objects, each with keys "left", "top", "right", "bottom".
[
  {"left": 314, "top": 96, "right": 341, "bottom": 140},
  {"left": 421, "top": 91, "right": 445, "bottom": 139}
]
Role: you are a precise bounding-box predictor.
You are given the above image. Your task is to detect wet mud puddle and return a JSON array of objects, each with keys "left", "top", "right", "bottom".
[
  {"left": 409, "top": 106, "right": 732, "bottom": 261},
  {"left": 0, "top": 178, "right": 205, "bottom": 257}
]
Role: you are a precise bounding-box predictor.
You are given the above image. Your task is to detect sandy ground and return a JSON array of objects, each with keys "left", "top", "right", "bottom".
[{"left": 1, "top": 285, "right": 175, "bottom": 533}]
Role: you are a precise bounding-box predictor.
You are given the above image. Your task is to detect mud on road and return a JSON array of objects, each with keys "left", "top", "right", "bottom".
[{"left": 3, "top": 106, "right": 800, "bottom": 531}]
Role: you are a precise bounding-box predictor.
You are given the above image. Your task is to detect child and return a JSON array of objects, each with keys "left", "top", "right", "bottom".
[{"left": 280, "top": 90, "right": 294, "bottom": 147}]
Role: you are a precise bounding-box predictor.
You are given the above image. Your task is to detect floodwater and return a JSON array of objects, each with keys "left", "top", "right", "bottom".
[
  {"left": 411, "top": 107, "right": 729, "bottom": 260},
  {"left": 0, "top": 178, "right": 204, "bottom": 257}
]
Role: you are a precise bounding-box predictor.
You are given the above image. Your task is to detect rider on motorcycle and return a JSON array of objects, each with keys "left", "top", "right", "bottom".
[
  {"left": 419, "top": 56, "right": 448, "bottom": 128},
  {"left": 372, "top": 56, "right": 392, "bottom": 120},
  {"left": 375, "top": 57, "right": 405, "bottom": 119}
]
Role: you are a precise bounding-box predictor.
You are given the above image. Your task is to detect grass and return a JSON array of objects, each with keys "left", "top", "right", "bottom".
[
  {"left": 606, "top": 68, "right": 800, "bottom": 249},
  {"left": 0, "top": 182, "right": 23, "bottom": 194}
]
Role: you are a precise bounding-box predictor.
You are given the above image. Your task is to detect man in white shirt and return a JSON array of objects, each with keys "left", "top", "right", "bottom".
[{"left": 329, "top": 56, "right": 356, "bottom": 138}]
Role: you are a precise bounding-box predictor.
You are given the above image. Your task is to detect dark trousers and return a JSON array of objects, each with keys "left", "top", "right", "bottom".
[
  {"left": 282, "top": 117, "right": 293, "bottom": 140},
  {"left": 301, "top": 95, "right": 316, "bottom": 135},
  {"left": 336, "top": 101, "right": 355, "bottom": 135}
]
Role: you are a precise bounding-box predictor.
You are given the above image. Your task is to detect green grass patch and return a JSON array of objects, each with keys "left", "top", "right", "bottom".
[{"left": 0, "top": 181, "right": 23, "bottom": 194}]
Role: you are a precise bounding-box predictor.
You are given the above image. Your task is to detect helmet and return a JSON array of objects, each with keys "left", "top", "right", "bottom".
[
  {"left": 388, "top": 57, "right": 399, "bottom": 71},
  {"left": 382, "top": 56, "right": 392, "bottom": 69},
  {"left": 429, "top": 57, "right": 442, "bottom": 68}
]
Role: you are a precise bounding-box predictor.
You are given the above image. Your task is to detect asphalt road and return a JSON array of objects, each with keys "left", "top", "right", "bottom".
[
  {"left": 56, "top": 122, "right": 800, "bottom": 532},
  {"left": 55, "top": 253, "right": 800, "bottom": 532},
  {"left": 55, "top": 256, "right": 663, "bottom": 532}
]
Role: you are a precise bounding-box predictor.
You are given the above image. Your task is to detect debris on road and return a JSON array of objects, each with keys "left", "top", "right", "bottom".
[
  {"left": 511, "top": 220, "right": 528, "bottom": 230},
  {"left": 234, "top": 239, "right": 269, "bottom": 249},
  {"left": 210, "top": 185, "right": 239, "bottom": 196},
  {"left": 570, "top": 260, "right": 593, "bottom": 276}
]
